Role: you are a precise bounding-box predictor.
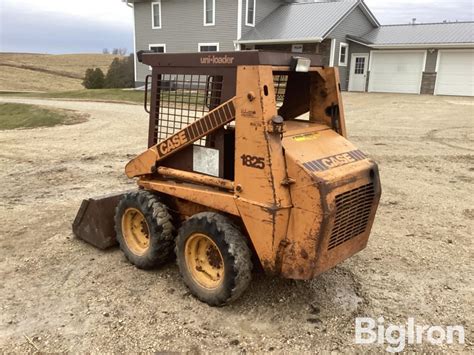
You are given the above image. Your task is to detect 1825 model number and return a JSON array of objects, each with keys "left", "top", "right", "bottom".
[{"left": 241, "top": 154, "right": 265, "bottom": 169}]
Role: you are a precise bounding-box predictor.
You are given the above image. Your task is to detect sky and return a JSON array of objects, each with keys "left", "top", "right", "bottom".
[{"left": 0, "top": 0, "right": 473, "bottom": 54}]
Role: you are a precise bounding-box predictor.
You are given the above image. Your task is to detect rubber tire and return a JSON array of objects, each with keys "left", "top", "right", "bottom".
[
  {"left": 176, "top": 212, "right": 252, "bottom": 306},
  {"left": 115, "top": 190, "right": 175, "bottom": 269}
]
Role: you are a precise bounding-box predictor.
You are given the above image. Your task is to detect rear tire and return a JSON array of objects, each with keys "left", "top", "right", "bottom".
[
  {"left": 115, "top": 190, "right": 175, "bottom": 269},
  {"left": 176, "top": 212, "right": 252, "bottom": 306}
]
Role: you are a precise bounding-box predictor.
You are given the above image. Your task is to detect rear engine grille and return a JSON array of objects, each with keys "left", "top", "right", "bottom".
[{"left": 328, "top": 183, "right": 375, "bottom": 250}]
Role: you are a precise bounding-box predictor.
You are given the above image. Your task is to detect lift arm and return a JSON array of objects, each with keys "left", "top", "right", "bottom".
[{"left": 125, "top": 98, "right": 238, "bottom": 178}]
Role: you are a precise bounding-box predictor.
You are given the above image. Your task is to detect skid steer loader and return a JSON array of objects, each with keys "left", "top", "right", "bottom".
[{"left": 73, "top": 51, "right": 381, "bottom": 306}]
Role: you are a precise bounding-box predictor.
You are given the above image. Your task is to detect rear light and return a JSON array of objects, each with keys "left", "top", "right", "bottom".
[{"left": 291, "top": 56, "right": 311, "bottom": 72}]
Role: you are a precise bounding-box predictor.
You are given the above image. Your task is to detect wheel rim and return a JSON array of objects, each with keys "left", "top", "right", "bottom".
[
  {"left": 121, "top": 208, "right": 150, "bottom": 255},
  {"left": 185, "top": 233, "right": 225, "bottom": 289}
]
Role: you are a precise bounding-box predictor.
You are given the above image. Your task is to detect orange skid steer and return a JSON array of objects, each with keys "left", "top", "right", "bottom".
[{"left": 73, "top": 51, "right": 381, "bottom": 306}]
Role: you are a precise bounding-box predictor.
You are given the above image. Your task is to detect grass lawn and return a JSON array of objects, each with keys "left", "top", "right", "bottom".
[
  {"left": 0, "top": 103, "right": 87, "bottom": 130},
  {"left": 0, "top": 89, "right": 146, "bottom": 104},
  {"left": 0, "top": 89, "right": 206, "bottom": 106}
]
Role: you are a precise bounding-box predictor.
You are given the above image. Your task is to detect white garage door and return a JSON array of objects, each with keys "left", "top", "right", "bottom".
[
  {"left": 369, "top": 51, "right": 425, "bottom": 94},
  {"left": 435, "top": 50, "right": 474, "bottom": 97}
]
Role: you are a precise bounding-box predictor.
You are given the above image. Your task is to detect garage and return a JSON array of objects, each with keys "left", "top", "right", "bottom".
[
  {"left": 435, "top": 50, "right": 474, "bottom": 97},
  {"left": 368, "top": 51, "right": 426, "bottom": 94}
]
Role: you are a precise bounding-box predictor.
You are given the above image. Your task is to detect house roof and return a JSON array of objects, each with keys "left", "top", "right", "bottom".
[
  {"left": 237, "top": 0, "right": 379, "bottom": 44},
  {"left": 352, "top": 22, "right": 474, "bottom": 48}
]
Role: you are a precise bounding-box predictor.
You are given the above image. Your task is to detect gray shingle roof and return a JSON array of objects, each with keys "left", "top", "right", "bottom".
[
  {"left": 361, "top": 22, "right": 474, "bottom": 46},
  {"left": 238, "top": 0, "right": 361, "bottom": 43}
]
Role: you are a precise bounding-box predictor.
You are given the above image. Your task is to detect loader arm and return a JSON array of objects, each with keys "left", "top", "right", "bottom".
[{"left": 125, "top": 98, "right": 238, "bottom": 178}]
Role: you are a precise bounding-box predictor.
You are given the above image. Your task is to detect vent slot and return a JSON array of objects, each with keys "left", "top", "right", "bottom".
[{"left": 328, "top": 183, "right": 375, "bottom": 250}]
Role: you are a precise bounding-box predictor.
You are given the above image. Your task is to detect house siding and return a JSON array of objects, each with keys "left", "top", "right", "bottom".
[
  {"left": 134, "top": 0, "right": 239, "bottom": 83},
  {"left": 327, "top": 6, "right": 376, "bottom": 90},
  {"left": 241, "top": 0, "right": 283, "bottom": 36},
  {"left": 247, "top": 38, "right": 332, "bottom": 65}
]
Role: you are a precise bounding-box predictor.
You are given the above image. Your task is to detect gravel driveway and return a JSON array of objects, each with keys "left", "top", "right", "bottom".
[{"left": 0, "top": 94, "right": 472, "bottom": 352}]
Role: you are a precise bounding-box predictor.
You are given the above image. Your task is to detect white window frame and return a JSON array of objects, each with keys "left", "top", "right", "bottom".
[
  {"left": 198, "top": 42, "right": 220, "bottom": 52},
  {"left": 245, "top": 0, "right": 256, "bottom": 27},
  {"left": 149, "top": 43, "right": 166, "bottom": 53},
  {"left": 148, "top": 44, "right": 166, "bottom": 69},
  {"left": 339, "top": 42, "right": 349, "bottom": 66},
  {"left": 203, "top": 0, "right": 216, "bottom": 26},
  {"left": 151, "top": 1, "right": 162, "bottom": 29}
]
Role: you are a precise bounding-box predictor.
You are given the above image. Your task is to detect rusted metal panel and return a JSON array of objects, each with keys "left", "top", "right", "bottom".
[
  {"left": 72, "top": 192, "right": 127, "bottom": 249},
  {"left": 310, "top": 67, "right": 348, "bottom": 137},
  {"left": 156, "top": 167, "right": 234, "bottom": 191},
  {"left": 138, "top": 50, "right": 323, "bottom": 68},
  {"left": 138, "top": 178, "right": 240, "bottom": 216},
  {"left": 278, "top": 124, "right": 382, "bottom": 279},
  {"left": 124, "top": 54, "right": 381, "bottom": 280},
  {"left": 127, "top": 98, "right": 238, "bottom": 178}
]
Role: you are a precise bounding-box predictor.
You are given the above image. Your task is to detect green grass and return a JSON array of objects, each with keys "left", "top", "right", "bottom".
[
  {"left": 0, "top": 103, "right": 86, "bottom": 130},
  {"left": 0, "top": 89, "right": 205, "bottom": 106},
  {"left": 0, "top": 89, "right": 146, "bottom": 104}
]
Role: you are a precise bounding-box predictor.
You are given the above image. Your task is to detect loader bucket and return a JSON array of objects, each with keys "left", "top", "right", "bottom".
[{"left": 72, "top": 191, "right": 128, "bottom": 249}]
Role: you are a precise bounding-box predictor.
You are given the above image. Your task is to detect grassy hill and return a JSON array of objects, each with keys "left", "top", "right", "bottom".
[
  {"left": 0, "top": 53, "right": 122, "bottom": 92},
  {"left": 0, "top": 102, "right": 87, "bottom": 129}
]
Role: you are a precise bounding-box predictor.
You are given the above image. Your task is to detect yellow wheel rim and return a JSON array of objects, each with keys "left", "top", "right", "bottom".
[
  {"left": 122, "top": 208, "right": 150, "bottom": 255},
  {"left": 185, "top": 233, "right": 225, "bottom": 289}
]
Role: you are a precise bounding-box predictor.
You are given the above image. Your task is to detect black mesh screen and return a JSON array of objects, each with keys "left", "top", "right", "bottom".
[
  {"left": 273, "top": 74, "right": 288, "bottom": 107},
  {"left": 153, "top": 74, "right": 223, "bottom": 145}
]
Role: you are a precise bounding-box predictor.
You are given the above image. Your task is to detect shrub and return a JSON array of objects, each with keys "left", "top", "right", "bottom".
[
  {"left": 104, "top": 55, "right": 134, "bottom": 88},
  {"left": 82, "top": 68, "right": 105, "bottom": 89}
]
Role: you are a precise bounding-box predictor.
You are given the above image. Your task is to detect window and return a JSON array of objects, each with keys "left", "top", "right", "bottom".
[
  {"left": 339, "top": 42, "right": 349, "bottom": 66},
  {"left": 149, "top": 44, "right": 166, "bottom": 53},
  {"left": 354, "top": 57, "right": 366, "bottom": 74},
  {"left": 151, "top": 1, "right": 162, "bottom": 29},
  {"left": 148, "top": 44, "right": 166, "bottom": 69},
  {"left": 198, "top": 43, "right": 219, "bottom": 52},
  {"left": 246, "top": 0, "right": 256, "bottom": 26},
  {"left": 204, "top": 0, "right": 215, "bottom": 26}
]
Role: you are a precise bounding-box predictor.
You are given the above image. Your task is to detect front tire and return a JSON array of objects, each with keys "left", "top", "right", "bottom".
[
  {"left": 115, "top": 190, "right": 175, "bottom": 269},
  {"left": 176, "top": 212, "right": 252, "bottom": 306}
]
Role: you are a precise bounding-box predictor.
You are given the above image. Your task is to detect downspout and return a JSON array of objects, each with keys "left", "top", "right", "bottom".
[
  {"left": 236, "top": 0, "right": 243, "bottom": 50},
  {"left": 329, "top": 38, "right": 337, "bottom": 67},
  {"left": 125, "top": 1, "right": 138, "bottom": 85}
]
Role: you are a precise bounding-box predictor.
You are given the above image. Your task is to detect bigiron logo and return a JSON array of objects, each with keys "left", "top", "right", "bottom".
[
  {"left": 200, "top": 55, "right": 235, "bottom": 65},
  {"left": 355, "top": 317, "right": 466, "bottom": 353}
]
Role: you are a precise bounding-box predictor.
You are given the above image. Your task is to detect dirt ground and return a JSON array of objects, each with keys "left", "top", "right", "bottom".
[{"left": 0, "top": 93, "right": 472, "bottom": 353}]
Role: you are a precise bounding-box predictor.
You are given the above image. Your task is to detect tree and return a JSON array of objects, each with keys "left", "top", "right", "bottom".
[
  {"left": 102, "top": 48, "right": 109, "bottom": 54},
  {"left": 109, "top": 48, "right": 127, "bottom": 56},
  {"left": 104, "top": 55, "right": 134, "bottom": 88},
  {"left": 82, "top": 68, "right": 105, "bottom": 89}
]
